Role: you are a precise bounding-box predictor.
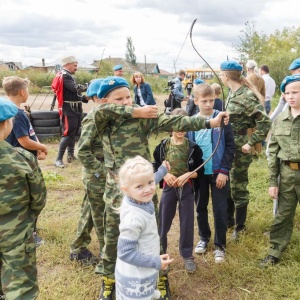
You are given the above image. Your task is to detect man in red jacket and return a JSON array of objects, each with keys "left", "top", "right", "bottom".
[{"left": 51, "top": 56, "right": 89, "bottom": 168}]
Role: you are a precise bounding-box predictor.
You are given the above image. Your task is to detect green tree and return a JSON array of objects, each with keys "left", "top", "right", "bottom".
[{"left": 125, "top": 37, "right": 137, "bottom": 65}]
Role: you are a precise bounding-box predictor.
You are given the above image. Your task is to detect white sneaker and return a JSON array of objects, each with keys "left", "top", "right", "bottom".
[
  {"left": 195, "top": 240, "right": 208, "bottom": 254},
  {"left": 214, "top": 249, "right": 225, "bottom": 263}
]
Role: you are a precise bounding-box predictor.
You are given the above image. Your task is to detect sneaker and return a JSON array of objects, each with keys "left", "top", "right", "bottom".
[
  {"left": 54, "top": 160, "right": 65, "bottom": 168},
  {"left": 33, "top": 232, "right": 44, "bottom": 247},
  {"left": 98, "top": 277, "right": 115, "bottom": 300},
  {"left": 67, "top": 155, "right": 77, "bottom": 163},
  {"left": 259, "top": 255, "right": 279, "bottom": 268},
  {"left": 70, "top": 248, "right": 99, "bottom": 266},
  {"left": 214, "top": 248, "right": 226, "bottom": 263},
  {"left": 157, "top": 275, "right": 171, "bottom": 300},
  {"left": 195, "top": 240, "right": 208, "bottom": 254},
  {"left": 183, "top": 257, "right": 196, "bottom": 273}
]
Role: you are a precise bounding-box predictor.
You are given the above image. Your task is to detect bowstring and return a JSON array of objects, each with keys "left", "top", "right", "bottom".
[{"left": 180, "top": 19, "right": 226, "bottom": 183}]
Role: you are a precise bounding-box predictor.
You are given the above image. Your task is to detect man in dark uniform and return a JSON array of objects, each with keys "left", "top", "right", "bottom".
[{"left": 51, "top": 56, "right": 89, "bottom": 168}]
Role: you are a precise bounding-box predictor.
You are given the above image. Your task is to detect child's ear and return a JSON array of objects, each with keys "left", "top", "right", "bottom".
[
  {"left": 193, "top": 97, "right": 198, "bottom": 105},
  {"left": 121, "top": 186, "right": 128, "bottom": 194},
  {"left": 101, "top": 98, "right": 108, "bottom": 104}
]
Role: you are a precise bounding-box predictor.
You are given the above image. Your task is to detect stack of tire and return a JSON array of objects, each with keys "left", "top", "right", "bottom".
[
  {"left": 30, "top": 111, "right": 88, "bottom": 142},
  {"left": 30, "top": 110, "right": 61, "bottom": 142}
]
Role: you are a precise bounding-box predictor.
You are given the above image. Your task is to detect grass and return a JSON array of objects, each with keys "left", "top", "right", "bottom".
[
  {"left": 35, "top": 136, "right": 300, "bottom": 300},
  {"left": 32, "top": 98, "right": 297, "bottom": 300}
]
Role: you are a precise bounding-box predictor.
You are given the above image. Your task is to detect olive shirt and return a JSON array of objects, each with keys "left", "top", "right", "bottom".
[
  {"left": 268, "top": 108, "right": 300, "bottom": 187},
  {"left": 225, "top": 85, "right": 270, "bottom": 146},
  {"left": 93, "top": 104, "right": 208, "bottom": 170}
]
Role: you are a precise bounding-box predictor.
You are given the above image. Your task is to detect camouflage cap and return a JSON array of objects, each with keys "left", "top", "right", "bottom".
[
  {"left": 86, "top": 78, "right": 104, "bottom": 97},
  {"left": 97, "top": 76, "right": 130, "bottom": 99},
  {"left": 0, "top": 97, "right": 18, "bottom": 121},
  {"left": 280, "top": 74, "right": 300, "bottom": 93}
]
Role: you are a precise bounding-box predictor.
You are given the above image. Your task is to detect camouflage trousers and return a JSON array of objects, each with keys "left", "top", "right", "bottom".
[
  {"left": 230, "top": 146, "right": 253, "bottom": 208},
  {"left": 0, "top": 233, "right": 38, "bottom": 300},
  {"left": 70, "top": 171, "right": 105, "bottom": 255},
  {"left": 269, "top": 163, "right": 300, "bottom": 259},
  {"left": 95, "top": 172, "right": 122, "bottom": 278}
]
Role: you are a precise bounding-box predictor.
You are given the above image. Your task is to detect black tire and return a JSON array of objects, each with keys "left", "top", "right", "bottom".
[
  {"left": 34, "top": 126, "right": 61, "bottom": 134},
  {"left": 36, "top": 133, "right": 61, "bottom": 142},
  {"left": 30, "top": 110, "right": 59, "bottom": 120},
  {"left": 32, "top": 118, "right": 60, "bottom": 127}
]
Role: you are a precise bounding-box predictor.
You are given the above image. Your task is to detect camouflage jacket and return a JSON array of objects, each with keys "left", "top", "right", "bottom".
[
  {"left": 268, "top": 108, "right": 300, "bottom": 186},
  {"left": 77, "top": 107, "right": 105, "bottom": 176},
  {"left": 93, "top": 104, "right": 207, "bottom": 169},
  {"left": 225, "top": 85, "right": 270, "bottom": 146},
  {"left": 0, "top": 141, "right": 47, "bottom": 251}
]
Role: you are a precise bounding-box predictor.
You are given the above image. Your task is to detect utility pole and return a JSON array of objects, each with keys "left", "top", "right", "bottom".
[{"left": 144, "top": 55, "right": 147, "bottom": 75}]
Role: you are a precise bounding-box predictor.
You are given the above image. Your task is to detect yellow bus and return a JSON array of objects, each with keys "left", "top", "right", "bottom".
[{"left": 183, "top": 67, "right": 221, "bottom": 87}]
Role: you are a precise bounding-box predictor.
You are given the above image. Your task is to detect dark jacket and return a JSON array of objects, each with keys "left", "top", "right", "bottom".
[
  {"left": 134, "top": 82, "right": 156, "bottom": 106},
  {"left": 187, "top": 110, "right": 235, "bottom": 175},
  {"left": 153, "top": 137, "right": 204, "bottom": 190}
]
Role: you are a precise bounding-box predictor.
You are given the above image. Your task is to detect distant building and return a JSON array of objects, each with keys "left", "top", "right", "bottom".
[
  {"left": 0, "top": 60, "right": 23, "bottom": 71},
  {"left": 25, "top": 58, "right": 97, "bottom": 73}
]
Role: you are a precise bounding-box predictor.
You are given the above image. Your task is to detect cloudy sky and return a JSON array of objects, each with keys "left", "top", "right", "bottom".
[{"left": 0, "top": 0, "right": 298, "bottom": 73}]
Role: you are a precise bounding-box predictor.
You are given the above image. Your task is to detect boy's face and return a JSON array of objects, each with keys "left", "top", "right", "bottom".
[
  {"left": 194, "top": 94, "right": 215, "bottom": 115},
  {"left": 1, "top": 118, "right": 13, "bottom": 139},
  {"left": 285, "top": 81, "right": 300, "bottom": 109},
  {"left": 172, "top": 131, "right": 186, "bottom": 139},
  {"left": 20, "top": 87, "right": 29, "bottom": 103},
  {"left": 104, "top": 87, "right": 132, "bottom": 106}
]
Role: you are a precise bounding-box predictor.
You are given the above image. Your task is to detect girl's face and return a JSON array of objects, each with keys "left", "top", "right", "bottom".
[
  {"left": 134, "top": 74, "right": 142, "bottom": 84},
  {"left": 285, "top": 81, "right": 300, "bottom": 109},
  {"left": 123, "top": 172, "right": 156, "bottom": 204}
]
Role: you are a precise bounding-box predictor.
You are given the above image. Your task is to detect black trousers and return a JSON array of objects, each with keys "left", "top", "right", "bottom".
[{"left": 195, "top": 174, "right": 229, "bottom": 250}]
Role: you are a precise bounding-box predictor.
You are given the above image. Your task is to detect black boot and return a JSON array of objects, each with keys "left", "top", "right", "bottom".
[
  {"left": 231, "top": 205, "right": 247, "bottom": 241},
  {"left": 55, "top": 136, "right": 71, "bottom": 167}
]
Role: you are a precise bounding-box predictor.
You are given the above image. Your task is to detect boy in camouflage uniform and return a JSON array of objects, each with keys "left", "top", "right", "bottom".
[
  {"left": 260, "top": 74, "right": 300, "bottom": 267},
  {"left": 91, "top": 76, "right": 228, "bottom": 300},
  {"left": 0, "top": 98, "right": 47, "bottom": 300},
  {"left": 69, "top": 79, "right": 105, "bottom": 266}
]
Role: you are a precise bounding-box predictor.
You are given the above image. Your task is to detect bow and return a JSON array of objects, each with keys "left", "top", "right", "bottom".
[{"left": 180, "top": 19, "right": 226, "bottom": 184}]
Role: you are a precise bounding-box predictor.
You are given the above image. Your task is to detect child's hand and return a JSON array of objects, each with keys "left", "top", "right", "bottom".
[
  {"left": 162, "top": 160, "right": 171, "bottom": 171},
  {"left": 163, "top": 173, "right": 177, "bottom": 187},
  {"left": 160, "top": 254, "right": 173, "bottom": 270},
  {"left": 133, "top": 105, "right": 158, "bottom": 119},
  {"left": 216, "top": 173, "right": 228, "bottom": 189},
  {"left": 37, "top": 150, "right": 47, "bottom": 160}
]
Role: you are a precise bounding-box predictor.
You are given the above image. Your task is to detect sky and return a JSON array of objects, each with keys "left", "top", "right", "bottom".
[{"left": 0, "top": 0, "right": 299, "bottom": 73}]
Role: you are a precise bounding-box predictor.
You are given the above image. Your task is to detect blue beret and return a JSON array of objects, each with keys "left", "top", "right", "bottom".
[
  {"left": 220, "top": 61, "right": 243, "bottom": 71},
  {"left": 97, "top": 76, "right": 130, "bottom": 99},
  {"left": 113, "top": 64, "right": 123, "bottom": 71},
  {"left": 0, "top": 98, "right": 18, "bottom": 122},
  {"left": 288, "top": 58, "right": 300, "bottom": 71},
  {"left": 280, "top": 74, "right": 300, "bottom": 93},
  {"left": 194, "top": 78, "right": 205, "bottom": 85},
  {"left": 86, "top": 78, "right": 104, "bottom": 97}
]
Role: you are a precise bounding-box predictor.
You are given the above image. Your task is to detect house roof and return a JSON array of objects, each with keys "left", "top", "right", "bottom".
[
  {"left": 26, "top": 59, "right": 97, "bottom": 70},
  {"left": 0, "top": 61, "right": 23, "bottom": 70}
]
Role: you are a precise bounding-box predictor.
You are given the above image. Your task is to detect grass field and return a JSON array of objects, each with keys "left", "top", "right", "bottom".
[{"left": 35, "top": 132, "right": 300, "bottom": 300}]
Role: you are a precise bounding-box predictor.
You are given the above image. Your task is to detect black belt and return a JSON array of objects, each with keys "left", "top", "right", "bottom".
[
  {"left": 284, "top": 161, "right": 300, "bottom": 170},
  {"left": 233, "top": 128, "right": 248, "bottom": 135}
]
